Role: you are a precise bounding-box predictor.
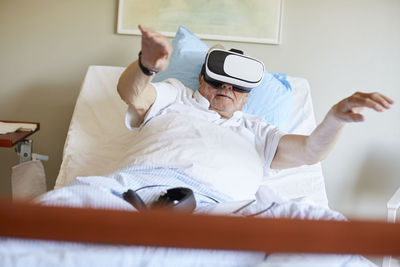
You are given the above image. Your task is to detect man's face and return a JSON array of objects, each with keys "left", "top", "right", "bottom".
[{"left": 198, "top": 74, "right": 249, "bottom": 118}]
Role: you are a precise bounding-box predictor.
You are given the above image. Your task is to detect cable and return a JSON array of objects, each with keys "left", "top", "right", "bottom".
[
  {"left": 232, "top": 199, "right": 256, "bottom": 214},
  {"left": 133, "top": 184, "right": 220, "bottom": 204},
  {"left": 246, "top": 202, "right": 276, "bottom": 217},
  {"left": 134, "top": 184, "right": 169, "bottom": 192}
]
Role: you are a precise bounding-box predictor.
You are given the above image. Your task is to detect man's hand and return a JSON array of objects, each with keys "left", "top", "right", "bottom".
[
  {"left": 329, "top": 91, "right": 394, "bottom": 123},
  {"left": 271, "top": 91, "right": 394, "bottom": 170},
  {"left": 138, "top": 25, "right": 173, "bottom": 73}
]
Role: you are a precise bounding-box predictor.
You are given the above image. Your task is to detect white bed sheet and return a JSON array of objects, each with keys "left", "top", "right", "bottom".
[
  {"left": 55, "top": 66, "right": 328, "bottom": 207},
  {"left": 0, "top": 240, "right": 375, "bottom": 267}
]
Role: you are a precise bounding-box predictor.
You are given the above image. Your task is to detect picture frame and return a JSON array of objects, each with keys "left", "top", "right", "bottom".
[{"left": 117, "top": 0, "right": 283, "bottom": 45}]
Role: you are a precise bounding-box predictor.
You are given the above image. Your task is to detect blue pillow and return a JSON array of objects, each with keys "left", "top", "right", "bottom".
[
  {"left": 153, "top": 26, "right": 208, "bottom": 91},
  {"left": 153, "top": 26, "right": 293, "bottom": 130}
]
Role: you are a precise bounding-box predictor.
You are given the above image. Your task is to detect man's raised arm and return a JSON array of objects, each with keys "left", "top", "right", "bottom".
[
  {"left": 117, "top": 25, "right": 172, "bottom": 123},
  {"left": 271, "top": 92, "right": 394, "bottom": 169}
]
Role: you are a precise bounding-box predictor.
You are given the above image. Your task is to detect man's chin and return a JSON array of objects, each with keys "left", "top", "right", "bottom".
[{"left": 210, "top": 105, "right": 235, "bottom": 117}]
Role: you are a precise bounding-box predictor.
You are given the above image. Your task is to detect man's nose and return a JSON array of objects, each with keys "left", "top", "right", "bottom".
[{"left": 221, "top": 83, "right": 233, "bottom": 91}]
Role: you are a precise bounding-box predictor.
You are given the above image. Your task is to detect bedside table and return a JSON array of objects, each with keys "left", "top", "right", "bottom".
[
  {"left": 0, "top": 120, "right": 40, "bottom": 147},
  {"left": 0, "top": 120, "right": 40, "bottom": 162}
]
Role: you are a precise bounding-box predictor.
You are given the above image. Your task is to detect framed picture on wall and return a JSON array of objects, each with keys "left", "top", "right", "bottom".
[{"left": 117, "top": 0, "right": 283, "bottom": 44}]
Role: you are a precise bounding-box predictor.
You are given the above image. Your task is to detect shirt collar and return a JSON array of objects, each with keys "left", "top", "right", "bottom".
[
  {"left": 232, "top": 110, "right": 243, "bottom": 120},
  {"left": 193, "top": 90, "right": 210, "bottom": 108},
  {"left": 193, "top": 90, "right": 243, "bottom": 122}
]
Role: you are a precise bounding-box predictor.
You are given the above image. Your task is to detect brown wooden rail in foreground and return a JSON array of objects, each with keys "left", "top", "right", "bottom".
[{"left": 0, "top": 199, "right": 399, "bottom": 255}]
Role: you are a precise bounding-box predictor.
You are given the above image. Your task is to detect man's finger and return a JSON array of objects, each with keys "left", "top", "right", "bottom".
[
  {"left": 138, "top": 24, "right": 151, "bottom": 37},
  {"left": 347, "top": 94, "right": 384, "bottom": 112},
  {"left": 381, "top": 94, "right": 395, "bottom": 104},
  {"left": 138, "top": 24, "right": 145, "bottom": 33},
  {"left": 138, "top": 25, "right": 161, "bottom": 43},
  {"left": 370, "top": 93, "right": 393, "bottom": 109}
]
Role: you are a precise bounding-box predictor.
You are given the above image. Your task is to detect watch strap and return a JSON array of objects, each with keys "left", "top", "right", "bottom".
[{"left": 138, "top": 51, "right": 158, "bottom": 76}]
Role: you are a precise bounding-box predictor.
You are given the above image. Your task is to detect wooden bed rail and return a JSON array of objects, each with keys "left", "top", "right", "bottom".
[{"left": 0, "top": 199, "right": 399, "bottom": 256}]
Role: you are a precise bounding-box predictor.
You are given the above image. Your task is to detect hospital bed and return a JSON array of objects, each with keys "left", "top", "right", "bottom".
[
  {"left": 55, "top": 65, "right": 328, "bottom": 206},
  {"left": 1, "top": 64, "right": 400, "bottom": 267}
]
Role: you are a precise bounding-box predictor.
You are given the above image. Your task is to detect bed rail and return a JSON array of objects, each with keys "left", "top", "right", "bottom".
[{"left": 0, "top": 199, "right": 399, "bottom": 256}]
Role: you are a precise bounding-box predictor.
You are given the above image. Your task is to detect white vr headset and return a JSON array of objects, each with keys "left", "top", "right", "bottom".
[{"left": 201, "top": 48, "right": 265, "bottom": 93}]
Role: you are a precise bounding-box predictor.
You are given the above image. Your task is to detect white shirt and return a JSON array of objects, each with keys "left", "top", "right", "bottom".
[{"left": 125, "top": 79, "right": 285, "bottom": 200}]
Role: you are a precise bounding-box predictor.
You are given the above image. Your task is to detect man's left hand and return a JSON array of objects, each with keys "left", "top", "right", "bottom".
[{"left": 330, "top": 91, "right": 394, "bottom": 123}]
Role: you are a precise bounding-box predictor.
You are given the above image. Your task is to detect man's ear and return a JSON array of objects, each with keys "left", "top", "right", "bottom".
[
  {"left": 240, "top": 93, "right": 250, "bottom": 109},
  {"left": 198, "top": 73, "right": 203, "bottom": 87},
  {"left": 244, "top": 93, "right": 249, "bottom": 104}
]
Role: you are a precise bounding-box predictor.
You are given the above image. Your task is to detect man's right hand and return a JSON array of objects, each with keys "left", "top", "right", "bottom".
[{"left": 138, "top": 25, "right": 173, "bottom": 73}]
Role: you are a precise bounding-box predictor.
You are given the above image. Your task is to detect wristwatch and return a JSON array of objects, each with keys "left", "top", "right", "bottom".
[{"left": 138, "top": 51, "right": 158, "bottom": 76}]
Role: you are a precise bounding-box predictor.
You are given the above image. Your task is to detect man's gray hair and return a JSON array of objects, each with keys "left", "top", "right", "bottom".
[{"left": 207, "top": 44, "right": 225, "bottom": 53}]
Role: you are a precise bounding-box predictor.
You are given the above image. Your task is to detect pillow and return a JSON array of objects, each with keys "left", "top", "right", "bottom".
[
  {"left": 153, "top": 26, "right": 293, "bottom": 130},
  {"left": 243, "top": 73, "right": 293, "bottom": 130},
  {"left": 152, "top": 26, "right": 208, "bottom": 91}
]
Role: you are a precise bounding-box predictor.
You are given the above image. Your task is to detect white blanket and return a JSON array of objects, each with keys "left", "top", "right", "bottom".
[{"left": 0, "top": 167, "right": 376, "bottom": 267}]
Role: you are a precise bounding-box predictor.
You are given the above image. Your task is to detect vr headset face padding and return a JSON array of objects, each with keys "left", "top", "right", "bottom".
[{"left": 201, "top": 49, "right": 265, "bottom": 93}]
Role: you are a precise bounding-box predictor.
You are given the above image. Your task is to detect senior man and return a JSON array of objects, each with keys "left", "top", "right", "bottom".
[{"left": 117, "top": 25, "right": 393, "bottom": 201}]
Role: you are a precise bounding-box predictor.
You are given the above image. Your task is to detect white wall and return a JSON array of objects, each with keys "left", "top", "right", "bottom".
[
  {"left": 278, "top": 0, "right": 400, "bottom": 219},
  {"left": 0, "top": 0, "right": 399, "bottom": 220}
]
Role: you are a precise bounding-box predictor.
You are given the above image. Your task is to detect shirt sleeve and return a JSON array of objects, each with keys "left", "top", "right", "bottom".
[
  {"left": 125, "top": 79, "right": 181, "bottom": 130},
  {"left": 253, "top": 120, "right": 286, "bottom": 176}
]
